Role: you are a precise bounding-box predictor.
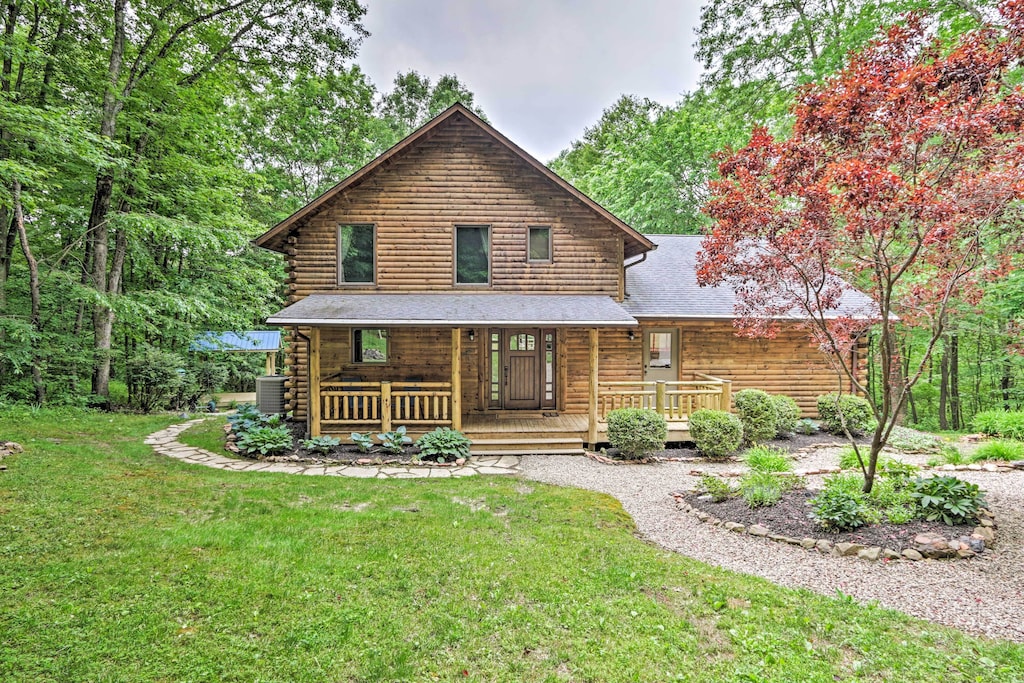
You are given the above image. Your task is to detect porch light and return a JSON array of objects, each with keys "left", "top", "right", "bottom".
[
  {"left": 627, "top": 330, "right": 636, "bottom": 341},
  {"left": 468, "top": 329, "right": 476, "bottom": 342}
]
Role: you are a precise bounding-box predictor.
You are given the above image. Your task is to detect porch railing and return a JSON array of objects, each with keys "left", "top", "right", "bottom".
[
  {"left": 598, "top": 373, "right": 732, "bottom": 422},
  {"left": 319, "top": 381, "right": 453, "bottom": 433}
]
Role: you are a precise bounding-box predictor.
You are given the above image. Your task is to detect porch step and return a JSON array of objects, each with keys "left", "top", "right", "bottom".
[
  {"left": 468, "top": 436, "right": 585, "bottom": 456},
  {"left": 471, "top": 448, "right": 585, "bottom": 456}
]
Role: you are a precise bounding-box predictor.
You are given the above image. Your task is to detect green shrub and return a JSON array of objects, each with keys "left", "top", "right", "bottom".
[
  {"left": 972, "top": 410, "right": 1006, "bottom": 436},
  {"left": 301, "top": 435, "right": 340, "bottom": 454},
  {"left": 742, "top": 445, "right": 793, "bottom": 473},
  {"left": 910, "top": 476, "right": 986, "bottom": 525},
  {"left": 817, "top": 393, "right": 875, "bottom": 436},
  {"left": 228, "top": 403, "right": 265, "bottom": 434},
  {"left": 733, "top": 389, "right": 778, "bottom": 444},
  {"left": 698, "top": 474, "right": 735, "bottom": 502},
  {"left": 997, "top": 412, "right": 1024, "bottom": 440},
  {"left": 810, "top": 487, "right": 868, "bottom": 530},
  {"left": 970, "top": 440, "right": 1024, "bottom": 462},
  {"left": 415, "top": 427, "right": 471, "bottom": 463},
  {"left": 236, "top": 425, "right": 293, "bottom": 457},
  {"left": 377, "top": 426, "right": 412, "bottom": 455},
  {"left": 350, "top": 432, "right": 374, "bottom": 453},
  {"left": 606, "top": 408, "right": 667, "bottom": 459},
  {"left": 837, "top": 446, "right": 866, "bottom": 470},
  {"left": 689, "top": 409, "right": 743, "bottom": 457},
  {"left": 886, "top": 426, "right": 945, "bottom": 453},
  {"left": 739, "top": 471, "right": 784, "bottom": 508},
  {"left": 770, "top": 394, "right": 801, "bottom": 438},
  {"left": 126, "top": 348, "right": 185, "bottom": 412}
]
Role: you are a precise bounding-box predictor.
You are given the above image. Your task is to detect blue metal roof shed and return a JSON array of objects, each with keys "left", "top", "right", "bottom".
[{"left": 191, "top": 331, "right": 281, "bottom": 374}]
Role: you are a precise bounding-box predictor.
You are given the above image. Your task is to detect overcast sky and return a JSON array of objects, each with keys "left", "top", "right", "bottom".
[{"left": 357, "top": 0, "right": 706, "bottom": 162}]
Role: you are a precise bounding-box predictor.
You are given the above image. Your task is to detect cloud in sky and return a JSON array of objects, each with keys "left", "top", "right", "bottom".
[{"left": 357, "top": 0, "right": 705, "bottom": 161}]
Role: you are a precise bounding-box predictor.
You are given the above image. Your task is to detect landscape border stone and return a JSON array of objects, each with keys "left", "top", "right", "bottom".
[{"left": 670, "top": 491, "right": 998, "bottom": 562}]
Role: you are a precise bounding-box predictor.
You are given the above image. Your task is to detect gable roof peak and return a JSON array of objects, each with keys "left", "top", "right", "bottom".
[{"left": 253, "top": 103, "right": 654, "bottom": 257}]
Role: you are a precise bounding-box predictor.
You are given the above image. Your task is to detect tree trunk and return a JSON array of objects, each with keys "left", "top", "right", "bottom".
[
  {"left": 13, "top": 180, "right": 44, "bottom": 403},
  {"left": 950, "top": 332, "right": 961, "bottom": 430},
  {"left": 938, "top": 335, "right": 950, "bottom": 430},
  {"left": 88, "top": 0, "right": 127, "bottom": 400}
]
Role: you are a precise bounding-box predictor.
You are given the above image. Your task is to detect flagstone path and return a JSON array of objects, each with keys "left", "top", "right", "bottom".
[{"left": 145, "top": 418, "right": 520, "bottom": 478}]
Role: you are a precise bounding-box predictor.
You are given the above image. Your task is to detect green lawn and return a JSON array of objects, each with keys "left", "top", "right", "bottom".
[{"left": 2, "top": 409, "right": 1022, "bottom": 682}]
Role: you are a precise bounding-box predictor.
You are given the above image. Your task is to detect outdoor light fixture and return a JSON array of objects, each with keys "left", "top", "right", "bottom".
[
  {"left": 468, "top": 329, "right": 476, "bottom": 342},
  {"left": 627, "top": 330, "right": 636, "bottom": 341}
]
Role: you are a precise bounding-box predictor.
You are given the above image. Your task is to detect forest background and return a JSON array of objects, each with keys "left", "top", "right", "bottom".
[{"left": 1, "top": 0, "right": 1020, "bottom": 431}]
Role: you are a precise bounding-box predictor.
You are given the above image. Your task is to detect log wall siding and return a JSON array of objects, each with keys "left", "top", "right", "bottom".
[
  {"left": 286, "top": 116, "right": 623, "bottom": 299},
  {"left": 645, "top": 320, "right": 850, "bottom": 416}
]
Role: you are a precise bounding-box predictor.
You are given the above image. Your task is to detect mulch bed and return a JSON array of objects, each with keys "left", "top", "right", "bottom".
[
  {"left": 237, "top": 420, "right": 447, "bottom": 466},
  {"left": 680, "top": 488, "right": 975, "bottom": 552}
]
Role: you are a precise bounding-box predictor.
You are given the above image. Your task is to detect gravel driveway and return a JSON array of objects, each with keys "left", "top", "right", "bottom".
[{"left": 520, "top": 452, "right": 1024, "bottom": 642}]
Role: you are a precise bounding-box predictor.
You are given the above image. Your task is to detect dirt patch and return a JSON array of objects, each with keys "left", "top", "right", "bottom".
[{"left": 680, "top": 488, "right": 975, "bottom": 551}]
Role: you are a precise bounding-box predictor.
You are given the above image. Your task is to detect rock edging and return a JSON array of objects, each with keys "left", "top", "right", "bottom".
[{"left": 670, "top": 491, "right": 997, "bottom": 562}]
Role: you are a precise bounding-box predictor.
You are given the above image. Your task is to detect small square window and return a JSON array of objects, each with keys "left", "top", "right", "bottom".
[
  {"left": 353, "top": 329, "right": 387, "bottom": 363},
  {"left": 528, "top": 226, "right": 551, "bottom": 262}
]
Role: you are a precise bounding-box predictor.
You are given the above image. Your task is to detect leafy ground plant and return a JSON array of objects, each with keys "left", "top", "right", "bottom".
[
  {"left": 350, "top": 431, "right": 374, "bottom": 453},
  {"left": 739, "top": 471, "right": 785, "bottom": 508},
  {"left": 2, "top": 409, "right": 1023, "bottom": 681},
  {"left": 743, "top": 445, "right": 792, "bottom": 473},
  {"left": 414, "top": 427, "right": 471, "bottom": 463},
  {"left": 910, "top": 476, "right": 986, "bottom": 525},
  {"left": 698, "top": 474, "right": 735, "bottom": 502},
  {"left": 301, "top": 435, "right": 341, "bottom": 454},
  {"left": 376, "top": 425, "right": 412, "bottom": 454},
  {"left": 236, "top": 425, "right": 293, "bottom": 457}
]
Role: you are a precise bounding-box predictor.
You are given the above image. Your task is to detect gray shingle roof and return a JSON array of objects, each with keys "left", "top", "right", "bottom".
[
  {"left": 267, "top": 293, "right": 637, "bottom": 327},
  {"left": 623, "top": 234, "right": 877, "bottom": 319}
]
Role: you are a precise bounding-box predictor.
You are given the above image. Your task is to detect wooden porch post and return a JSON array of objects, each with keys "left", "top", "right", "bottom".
[
  {"left": 722, "top": 379, "right": 733, "bottom": 412},
  {"left": 309, "top": 327, "right": 321, "bottom": 437},
  {"left": 587, "top": 328, "right": 599, "bottom": 448},
  {"left": 265, "top": 351, "right": 276, "bottom": 376},
  {"left": 381, "top": 381, "right": 392, "bottom": 433},
  {"left": 451, "top": 327, "right": 462, "bottom": 431}
]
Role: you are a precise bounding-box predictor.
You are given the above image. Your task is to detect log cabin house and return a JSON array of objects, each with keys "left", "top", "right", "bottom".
[{"left": 255, "top": 104, "right": 871, "bottom": 455}]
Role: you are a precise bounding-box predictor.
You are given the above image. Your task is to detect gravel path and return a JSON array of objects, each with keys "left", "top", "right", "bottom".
[{"left": 520, "top": 452, "right": 1024, "bottom": 642}]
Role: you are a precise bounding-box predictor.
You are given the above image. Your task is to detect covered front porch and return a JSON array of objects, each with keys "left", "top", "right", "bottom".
[{"left": 269, "top": 292, "right": 735, "bottom": 453}]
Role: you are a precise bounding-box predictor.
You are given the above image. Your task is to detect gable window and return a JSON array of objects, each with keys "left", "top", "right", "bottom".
[
  {"left": 352, "top": 328, "right": 387, "bottom": 363},
  {"left": 528, "top": 226, "right": 552, "bottom": 262},
  {"left": 455, "top": 225, "right": 490, "bottom": 285},
  {"left": 338, "top": 224, "right": 375, "bottom": 284}
]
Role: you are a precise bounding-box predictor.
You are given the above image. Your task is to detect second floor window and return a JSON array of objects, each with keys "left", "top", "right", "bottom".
[
  {"left": 528, "top": 226, "right": 552, "bottom": 262},
  {"left": 338, "top": 224, "right": 374, "bottom": 284},
  {"left": 456, "top": 225, "right": 490, "bottom": 285}
]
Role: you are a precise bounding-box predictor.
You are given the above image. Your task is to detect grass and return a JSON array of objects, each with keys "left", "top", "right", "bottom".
[
  {"left": 178, "top": 415, "right": 234, "bottom": 455},
  {"left": 970, "top": 440, "right": 1024, "bottom": 462},
  {"left": 2, "top": 410, "right": 1024, "bottom": 681}
]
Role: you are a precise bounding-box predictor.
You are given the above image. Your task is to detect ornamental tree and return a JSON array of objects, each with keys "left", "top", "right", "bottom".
[{"left": 697, "top": 3, "right": 1024, "bottom": 492}]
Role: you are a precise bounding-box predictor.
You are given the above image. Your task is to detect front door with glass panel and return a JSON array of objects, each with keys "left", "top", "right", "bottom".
[
  {"left": 643, "top": 329, "right": 679, "bottom": 382},
  {"left": 488, "top": 329, "right": 557, "bottom": 410}
]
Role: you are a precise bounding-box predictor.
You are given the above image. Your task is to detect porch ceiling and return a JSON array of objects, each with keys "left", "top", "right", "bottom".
[{"left": 266, "top": 293, "right": 638, "bottom": 327}]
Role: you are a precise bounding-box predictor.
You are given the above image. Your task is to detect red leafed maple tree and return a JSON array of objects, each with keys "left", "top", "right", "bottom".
[{"left": 697, "top": 2, "right": 1024, "bottom": 491}]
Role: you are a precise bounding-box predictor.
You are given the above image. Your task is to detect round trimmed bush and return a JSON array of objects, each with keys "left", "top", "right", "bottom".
[
  {"left": 817, "top": 393, "right": 874, "bottom": 436},
  {"left": 733, "top": 389, "right": 777, "bottom": 444},
  {"left": 770, "top": 394, "right": 801, "bottom": 438},
  {"left": 689, "top": 409, "right": 743, "bottom": 457},
  {"left": 606, "top": 408, "right": 667, "bottom": 459}
]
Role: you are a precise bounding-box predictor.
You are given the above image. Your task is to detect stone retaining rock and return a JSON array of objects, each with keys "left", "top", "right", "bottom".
[{"left": 671, "top": 491, "right": 997, "bottom": 563}]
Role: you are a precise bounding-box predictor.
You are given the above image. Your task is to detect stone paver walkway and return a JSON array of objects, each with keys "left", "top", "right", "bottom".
[{"left": 145, "top": 418, "right": 520, "bottom": 478}]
